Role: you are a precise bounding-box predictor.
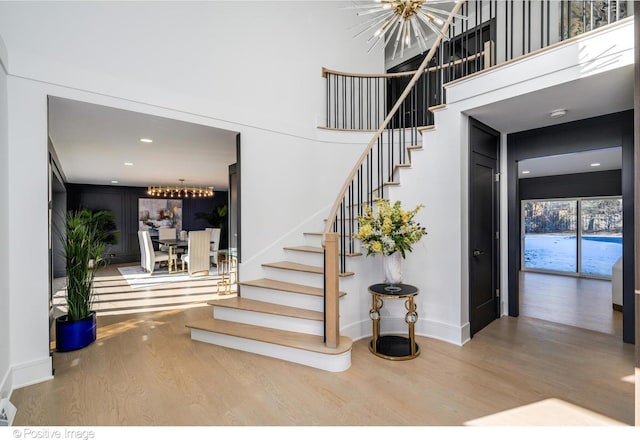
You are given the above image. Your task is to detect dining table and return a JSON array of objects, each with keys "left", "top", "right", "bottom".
[{"left": 152, "top": 238, "right": 188, "bottom": 273}]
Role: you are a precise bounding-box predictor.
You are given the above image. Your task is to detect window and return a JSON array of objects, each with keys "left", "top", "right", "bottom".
[{"left": 522, "top": 197, "right": 622, "bottom": 278}]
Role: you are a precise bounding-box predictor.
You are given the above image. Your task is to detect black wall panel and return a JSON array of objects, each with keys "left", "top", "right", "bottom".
[
  {"left": 68, "top": 184, "right": 228, "bottom": 264},
  {"left": 518, "top": 170, "right": 622, "bottom": 200}
]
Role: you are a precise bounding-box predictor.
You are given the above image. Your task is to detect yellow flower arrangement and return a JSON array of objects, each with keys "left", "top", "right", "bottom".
[{"left": 355, "top": 199, "right": 426, "bottom": 258}]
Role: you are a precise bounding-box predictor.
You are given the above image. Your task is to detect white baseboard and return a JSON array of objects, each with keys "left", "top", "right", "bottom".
[
  {"left": 11, "top": 357, "right": 53, "bottom": 390},
  {"left": 341, "top": 317, "right": 468, "bottom": 347}
]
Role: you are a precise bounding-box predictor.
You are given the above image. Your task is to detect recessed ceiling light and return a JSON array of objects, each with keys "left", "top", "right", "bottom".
[
  {"left": 590, "top": 162, "right": 601, "bottom": 167},
  {"left": 550, "top": 109, "right": 567, "bottom": 119},
  {"left": 521, "top": 170, "right": 530, "bottom": 174},
  {"left": 124, "top": 162, "right": 134, "bottom": 166},
  {"left": 111, "top": 180, "right": 119, "bottom": 184},
  {"left": 139, "top": 138, "right": 153, "bottom": 143}
]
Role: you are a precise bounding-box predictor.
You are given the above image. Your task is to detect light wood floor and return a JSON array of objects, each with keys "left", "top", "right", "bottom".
[
  {"left": 520, "top": 271, "right": 623, "bottom": 338},
  {"left": 10, "top": 270, "right": 635, "bottom": 426}
]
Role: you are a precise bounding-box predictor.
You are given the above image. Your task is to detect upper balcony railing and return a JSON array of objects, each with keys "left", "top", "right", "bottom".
[{"left": 322, "top": 0, "right": 633, "bottom": 132}]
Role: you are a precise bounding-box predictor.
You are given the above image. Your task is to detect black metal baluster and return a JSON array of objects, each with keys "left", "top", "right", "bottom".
[
  {"left": 359, "top": 78, "right": 363, "bottom": 130},
  {"left": 326, "top": 73, "right": 330, "bottom": 128},
  {"left": 342, "top": 75, "right": 347, "bottom": 129},
  {"left": 367, "top": 78, "right": 371, "bottom": 130},
  {"left": 349, "top": 76, "right": 356, "bottom": 128},
  {"left": 333, "top": 75, "right": 340, "bottom": 128}
]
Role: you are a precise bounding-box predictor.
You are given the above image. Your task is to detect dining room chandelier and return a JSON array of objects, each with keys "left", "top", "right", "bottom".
[
  {"left": 147, "top": 179, "right": 214, "bottom": 198},
  {"left": 351, "top": 0, "right": 466, "bottom": 59}
]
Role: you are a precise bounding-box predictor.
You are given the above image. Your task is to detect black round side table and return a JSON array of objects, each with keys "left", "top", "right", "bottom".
[{"left": 368, "top": 283, "right": 420, "bottom": 360}]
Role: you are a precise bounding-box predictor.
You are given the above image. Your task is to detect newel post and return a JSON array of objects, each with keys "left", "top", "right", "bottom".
[{"left": 324, "top": 232, "right": 339, "bottom": 349}]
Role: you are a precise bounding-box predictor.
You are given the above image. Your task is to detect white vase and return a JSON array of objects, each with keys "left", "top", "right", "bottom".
[{"left": 383, "top": 252, "right": 402, "bottom": 285}]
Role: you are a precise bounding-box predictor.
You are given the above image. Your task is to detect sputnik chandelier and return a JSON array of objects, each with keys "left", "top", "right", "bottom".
[
  {"left": 147, "top": 179, "right": 214, "bottom": 198},
  {"left": 350, "top": 0, "right": 466, "bottom": 59}
]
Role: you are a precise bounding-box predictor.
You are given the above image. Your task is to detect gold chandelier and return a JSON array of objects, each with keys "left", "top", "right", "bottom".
[
  {"left": 147, "top": 179, "right": 214, "bottom": 198},
  {"left": 351, "top": 0, "right": 466, "bottom": 59}
]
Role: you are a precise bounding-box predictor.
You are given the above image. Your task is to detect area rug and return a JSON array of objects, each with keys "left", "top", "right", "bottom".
[{"left": 117, "top": 265, "right": 225, "bottom": 289}]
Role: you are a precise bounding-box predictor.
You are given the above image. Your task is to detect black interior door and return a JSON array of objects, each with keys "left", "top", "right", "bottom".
[{"left": 469, "top": 118, "right": 500, "bottom": 337}]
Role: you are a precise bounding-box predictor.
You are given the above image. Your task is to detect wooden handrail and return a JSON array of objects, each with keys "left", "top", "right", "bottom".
[
  {"left": 321, "top": 50, "right": 484, "bottom": 80},
  {"left": 322, "top": 1, "right": 467, "bottom": 239}
]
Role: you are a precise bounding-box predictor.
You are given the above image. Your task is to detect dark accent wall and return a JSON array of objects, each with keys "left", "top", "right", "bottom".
[
  {"left": 67, "top": 184, "right": 228, "bottom": 264},
  {"left": 507, "top": 110, "right": 634, "bottom": 344},
  {"left": 518, "top": 169, "right": 622, "bottom": 200}
]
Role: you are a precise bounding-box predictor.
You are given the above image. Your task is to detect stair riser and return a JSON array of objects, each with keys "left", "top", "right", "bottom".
[
  {"left": 240, "top": 287, "right": 324, "bottom": 312},
  {"left": 261, "top": 268, "right": 324, "bottom": 287},
  {"left": 303, "top": 234, "right": 323, "bottom": 247},
  {"left": 190, "top": 328, "right": 351, "bottom": 372},
  {"left": 213, "top": 307, "right": 324, "bottom": 336},
  {"left": 282, "top": 250, "right": 324, "bottom": 267}
]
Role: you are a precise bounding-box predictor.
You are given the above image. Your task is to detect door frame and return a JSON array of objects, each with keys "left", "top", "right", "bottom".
[{"left": 507, "top": 111, "right": 634, "bottom": 344}]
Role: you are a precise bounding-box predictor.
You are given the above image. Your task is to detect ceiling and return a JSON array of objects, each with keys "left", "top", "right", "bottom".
[
  {"left": 518, "top": 146, "right": 622, "bottom": 179},
  {"left": 466, "top": 64, "right": 634, "bottom": 135},
  {"left": 48, "top": 97, "right": 238, "bottom": 191},
  {"left": 466, "top": 63, "right": 633, "bottom": 178}
]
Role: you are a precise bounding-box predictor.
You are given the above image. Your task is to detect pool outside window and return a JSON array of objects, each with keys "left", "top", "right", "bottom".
[{"left": 521, "top": 197, "right": 622, "bottom": 278}]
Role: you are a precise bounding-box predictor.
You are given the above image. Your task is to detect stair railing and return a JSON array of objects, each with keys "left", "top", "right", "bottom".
[
  {"left": 322, "top": 1, "right": 467, "bottom": 348},
  {"left": 321, "top": 49, "right": 489, "bottom": 131}
]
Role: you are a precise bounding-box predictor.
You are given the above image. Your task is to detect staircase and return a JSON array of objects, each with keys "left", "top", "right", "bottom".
[
  {"left": 185, "top": 133, "right": 429, "bottom": 372},
  {"left": 186, "top": 2, "right": 464, "bottom": 372},
  {"left": 186, "top": 229, "right": 357, "bottom": 372}
]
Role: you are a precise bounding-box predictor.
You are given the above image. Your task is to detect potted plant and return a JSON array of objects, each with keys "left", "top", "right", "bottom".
[
  {"left": 78, "top": 208, "right": 119, "bottom": 268},
  {"left": 55, "top": 209, "right": 109, "bottom": 352}
]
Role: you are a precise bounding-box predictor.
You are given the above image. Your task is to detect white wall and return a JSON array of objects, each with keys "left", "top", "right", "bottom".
[
  {"left": 0, "top": 34, "right": 11, "bottom": 399},
  {"left": 0, "top": 1, "right": 384, "bottom": 389},
  {"left": 388, "top": 16, "right": 635, "bottom": 344}
]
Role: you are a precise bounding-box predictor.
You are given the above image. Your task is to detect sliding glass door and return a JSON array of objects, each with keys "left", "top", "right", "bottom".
[
  {"left": 522, "top": 197, "right": 622, "bottom": 278},
  {"left": 580, "top": 198, "right": 623, "bottom": 277}
]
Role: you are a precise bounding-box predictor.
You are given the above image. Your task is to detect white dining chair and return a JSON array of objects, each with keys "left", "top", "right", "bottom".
[
  {"left": 157, "top": 227, "right": 176, "bottom": 250},
  {"left": 181, "top": 230, "right": 211, "bottom": 277},
  {"left": 137, "top": 230, "right": 148, "bottom": 271},
  {"left": 140, "top": 230, "right": 176, "bottom": 274},
  {"left": 158, "top": 227, "right": 184, "bottom": 256}
]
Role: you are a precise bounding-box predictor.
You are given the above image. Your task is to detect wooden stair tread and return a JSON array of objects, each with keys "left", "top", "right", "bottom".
[
  {"left": 187, "top": 318, "right": 352, "bottom": 355},
  {"left": 262, "top": 261, "right": 353, "bottom": 277},
  {"left": 417, "top": 125, "right": 435, "bottom": 133},
  {"left": 428, "top": 103, "right": 447, "bottom": 112},
  {"left": 284, "top": 245, "right": 362, "bottom": 257},
  {"left": 209, "top": 296, "right": 324, "bottom": 321},
  {"left": 283, "top": 245, "right": 324, "bottom": 254},
  {"left": 239, "top": 278, "right": 347, "bottom": 297},
  {"left": 303, "top": 231, "right": 346, "bottom": 237}
]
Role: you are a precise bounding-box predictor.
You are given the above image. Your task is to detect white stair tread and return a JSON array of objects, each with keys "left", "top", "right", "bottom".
[
  {"left": 187, "top": 318, "right": 352, "bottom": 355},
  {"left": 239, "top": 278, "right": 346, "bottom": 298},
  {"left": 209, "top": 297, "right": 324, "bottom": 321}
]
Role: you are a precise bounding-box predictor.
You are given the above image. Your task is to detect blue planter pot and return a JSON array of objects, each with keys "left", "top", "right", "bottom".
[{"left": 55, "top": 312, "right": 97, "bottom": 352}]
